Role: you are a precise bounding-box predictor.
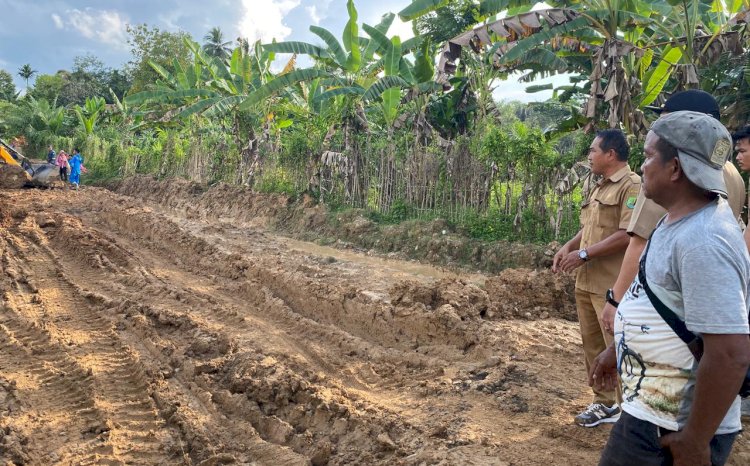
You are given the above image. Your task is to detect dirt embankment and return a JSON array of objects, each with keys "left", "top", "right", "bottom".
[
  {"left": 111, "top": 176, "right": 556, "bottom": 273},
  {"left": 1, "top": 183, "right": 747, "bottom": 465}
]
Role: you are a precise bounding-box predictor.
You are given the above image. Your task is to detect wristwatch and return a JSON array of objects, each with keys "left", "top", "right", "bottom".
[
  {"left": 606, "top": 288, "right": 620, "bottom": 307},
  {"left": 578, "top": 249, "right": 590, "bottom": 262}
]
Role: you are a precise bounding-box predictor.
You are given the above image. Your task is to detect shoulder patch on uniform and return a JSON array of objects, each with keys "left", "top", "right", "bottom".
[{"left": 626, "top": 196, "right": 637, "bottom": 209}]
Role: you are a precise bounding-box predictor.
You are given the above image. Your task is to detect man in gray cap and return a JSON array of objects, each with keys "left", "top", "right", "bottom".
[
  {"left": 592, "top": 111, "right": 750, "bottom": 465},
  {"left": 599, "top": 90, "right": 745, "bottom": 338}
]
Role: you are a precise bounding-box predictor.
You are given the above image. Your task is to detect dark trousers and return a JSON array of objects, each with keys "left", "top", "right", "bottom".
[
  {"left": 599, "top": 412, "right": 738, "bottom": 466},
  {"left": 59, "top": 166, "right": 68, "bottom": 181}
]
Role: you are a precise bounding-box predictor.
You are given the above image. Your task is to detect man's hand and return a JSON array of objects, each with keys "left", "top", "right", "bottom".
[
  {"left": 552, "top": 246, "right": 569, "bottom": 273},
  {"left": 659, "top": 431, "right": 711, "bottom": 466},
  {"left": 589, "top": 344, "right": 618, "bottom": 392},
  {"left": 559, "top": 250, "right": 585, "bottom": 274},
  {"left": 600, "top": 302, "right": 616, "bottom": 335}
]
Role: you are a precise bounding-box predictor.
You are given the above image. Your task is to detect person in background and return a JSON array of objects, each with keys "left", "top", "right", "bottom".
[
  {"left": 69, "top": 148, "right": 83, "bottom": 189},
  {"left": 732, "top": 124, "right": 750, "bottom": 420},
  {"left": 56, "top": 150, "right": 69, "bottom": 182},
  {"left": 47, "top": 145, "right": 55, "bottom": 164},
  {"left": 552, "top": 129, "right": 641, "bottom": 427},
  {"left": 733, "top": 126, "right": 750, "bottom": 248}
]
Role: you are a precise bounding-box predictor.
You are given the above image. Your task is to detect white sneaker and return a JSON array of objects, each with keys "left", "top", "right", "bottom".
[{"left": 574, "top": 403, "right": 621, "bottom": 427}]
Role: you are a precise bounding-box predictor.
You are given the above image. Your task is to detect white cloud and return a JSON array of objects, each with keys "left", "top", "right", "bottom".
[
  {"left": 306, "top": 5, "right": 321, "bottom": 25},
  {"left": 52, "top": 8, "right": 129, "bottom": 48},
  {"left": 51, "top": 14, "right": 63, "bottom": 29},
  {"left": 158, "top": 11, "right": 183, "bottom": 31},
  {"left": 307, "top": 0, "right": 332, "bottom": 26},
  {"left": 237, "top": 0, "right": 301, "bottom": 43},
  {"left": 387, "top": 17, "right": 414, "bottom": 41}
]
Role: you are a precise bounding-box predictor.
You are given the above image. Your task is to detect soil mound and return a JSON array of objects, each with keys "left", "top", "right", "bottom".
[
  {"left": 0, "top": 165, "right": 28, "bottom": 189},
  {"left": 389, "top": 269, "right": 576, "bottom": 322},
  {"left": 485, "top": 269, "right": 577, "bottom": 320},
  {"left": 111, "top": 176, "right": 553, "bottom": 272},
  {"left": 113, "top": 176, "right": 291, "bottom": 228}
]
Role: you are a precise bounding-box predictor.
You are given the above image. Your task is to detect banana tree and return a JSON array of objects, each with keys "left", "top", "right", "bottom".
[
  {"left": 263, "top": 0, "right": 424, "bottom": 206},
  {"left": 126, "top": 38, "right": 328, "bottom": 186},
  {"left": 646, "top": 0, "right": 748, "bottom": 91},
  {"left": 74, "top": 96, "right": 106, "bottom": 135},
  {"left": 398, "top": 0, "right": 533, "bottom": 21},
  {"left": 432, "top": 1, "right": 746, "bottom": 134},
  {"left": 25, "top": 96, "right": 65, "bottom": 136}
]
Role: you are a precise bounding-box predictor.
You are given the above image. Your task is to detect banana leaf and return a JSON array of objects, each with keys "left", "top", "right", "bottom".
[{"left": 240, "top": 69, "right": 330, "bottom": 110}]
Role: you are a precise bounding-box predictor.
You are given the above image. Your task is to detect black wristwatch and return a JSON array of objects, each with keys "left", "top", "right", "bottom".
[
  {"left": 578, "top": 249, "right": 590, "bottom": 262},
  {"left": 606, "top": 288, "right": 620, "bottom": 307}
]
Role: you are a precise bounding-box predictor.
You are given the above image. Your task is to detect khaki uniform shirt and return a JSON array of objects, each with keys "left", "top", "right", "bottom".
[
  {"left": 627, "top": 162, "right": 746, "bottom": 239},
  {"left": 577, "top": 165, "right": 641, "bottom": 294}
]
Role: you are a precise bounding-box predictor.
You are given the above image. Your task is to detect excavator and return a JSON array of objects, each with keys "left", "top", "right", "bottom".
[{"left": 0, "top": 138, "right": 59, "bottom": 188}]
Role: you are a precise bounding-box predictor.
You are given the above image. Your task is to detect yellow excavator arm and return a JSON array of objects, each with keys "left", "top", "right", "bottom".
[
  {"left": 0, "top": 139, "right": 33, "bottom": 188},
  {"left": 0, "top": 142, "right": 22, "bottom": 166}
]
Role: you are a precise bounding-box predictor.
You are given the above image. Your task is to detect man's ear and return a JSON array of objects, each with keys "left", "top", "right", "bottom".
[{"left": 670, "top": 157, "right": 683, "bottom": 182}]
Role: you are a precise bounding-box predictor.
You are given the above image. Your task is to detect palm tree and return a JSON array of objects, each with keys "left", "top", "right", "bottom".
[
  {"left": 18, "top": 64, "right": 37, "bottom": 90},
  {"left": 202, "top": 27, "right": 232, "bottom": 61}
]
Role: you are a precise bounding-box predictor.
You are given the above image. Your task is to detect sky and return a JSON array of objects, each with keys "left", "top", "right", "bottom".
[{"left": 0, "top": 0, "right": 557, "bottom": 102}]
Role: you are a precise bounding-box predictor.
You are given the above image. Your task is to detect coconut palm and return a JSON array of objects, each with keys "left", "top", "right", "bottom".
[
  {"left": 202, "top": 27, "right": 232, "bottom": 61},
  {"left": 18, "top": 64, "right": 37, "bottom": 90}
]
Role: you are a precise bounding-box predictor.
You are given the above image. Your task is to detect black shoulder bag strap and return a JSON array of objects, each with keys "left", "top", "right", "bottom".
[
  {"left": 637, "top": 232, "right": 705, "bottom": 360},
  {"left": 639, "top": 223, "right": 750, "bottom": 397}
]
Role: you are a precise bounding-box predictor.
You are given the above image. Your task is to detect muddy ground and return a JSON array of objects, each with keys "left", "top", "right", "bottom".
[
  {"left": 0, "top": 182, "right": 747, "bottom": 465},
  {"left": 112, "top": 177, "right": 553, "bottom": 273}
]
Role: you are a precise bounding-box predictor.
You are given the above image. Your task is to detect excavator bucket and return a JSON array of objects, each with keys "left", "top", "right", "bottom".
[
  {"left": 0, "top": 141, "right": 32, "bottom": 189},
  {"left": 0, "top": 139, "right": 59, "bottom": 189}
]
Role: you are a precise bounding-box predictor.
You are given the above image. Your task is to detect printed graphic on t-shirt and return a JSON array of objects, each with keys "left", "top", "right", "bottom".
[{"left": 615, "top": 277, "right": 695, "bottom": 427}]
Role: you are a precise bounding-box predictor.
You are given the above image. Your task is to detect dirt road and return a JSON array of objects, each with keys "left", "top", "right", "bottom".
[{"left": 1, "top": 183, "right": 747, "bottom": 465}]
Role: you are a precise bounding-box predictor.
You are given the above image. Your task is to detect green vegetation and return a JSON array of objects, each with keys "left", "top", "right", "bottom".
[{"left": 2, "top": 0, "right": 749, "bottom": 244}]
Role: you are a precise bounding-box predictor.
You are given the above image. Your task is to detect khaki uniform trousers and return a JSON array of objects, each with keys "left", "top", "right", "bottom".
[{"left": 575, "top": 287, "right": 618, "bottom": 406}]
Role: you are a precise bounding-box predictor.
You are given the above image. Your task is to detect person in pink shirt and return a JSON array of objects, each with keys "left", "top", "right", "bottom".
[{"left": 55, "top": 150, "right": 69, "bottom": 182}]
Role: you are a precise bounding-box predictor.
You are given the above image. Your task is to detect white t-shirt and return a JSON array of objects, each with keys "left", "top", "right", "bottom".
[{"left": 615, "top": 198, "right": 750, "bottom": 434}]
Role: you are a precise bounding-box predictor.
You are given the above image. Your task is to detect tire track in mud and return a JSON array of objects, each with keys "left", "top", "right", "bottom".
[
  {"left": 67, "top": 192, "right": 615, "bottom": 465},
  {"left": 0, "top": 220, "right": 179, "bottom": 464},
  {"left": 45, "top": 207, "right": 447, "bottom": 464},
  {"left": 35, "top": 214, "right": 322, "bottom": 464}
]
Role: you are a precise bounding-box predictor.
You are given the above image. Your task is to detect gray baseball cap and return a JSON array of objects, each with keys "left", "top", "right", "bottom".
[{"left": 650, "top": 110, "right": 732, "bottom": 196}]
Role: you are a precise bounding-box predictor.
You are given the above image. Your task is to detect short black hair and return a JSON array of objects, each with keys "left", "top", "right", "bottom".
[
  {"left": 653, "top": 135, "right": 678, "bottom": 163},
  {"left": 596, "top": 129, "right": 630, "bottom": 161},
  {"left": 733, "top": 125, "right": 750, "bottom": 143}
]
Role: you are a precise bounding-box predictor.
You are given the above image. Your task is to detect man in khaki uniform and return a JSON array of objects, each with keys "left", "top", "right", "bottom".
[
  {"left": 600, "top": 91, "right": 746, "bottom": 336},
  {"left": 553, "top": 129, "right": 641, "bottom": 427}
]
